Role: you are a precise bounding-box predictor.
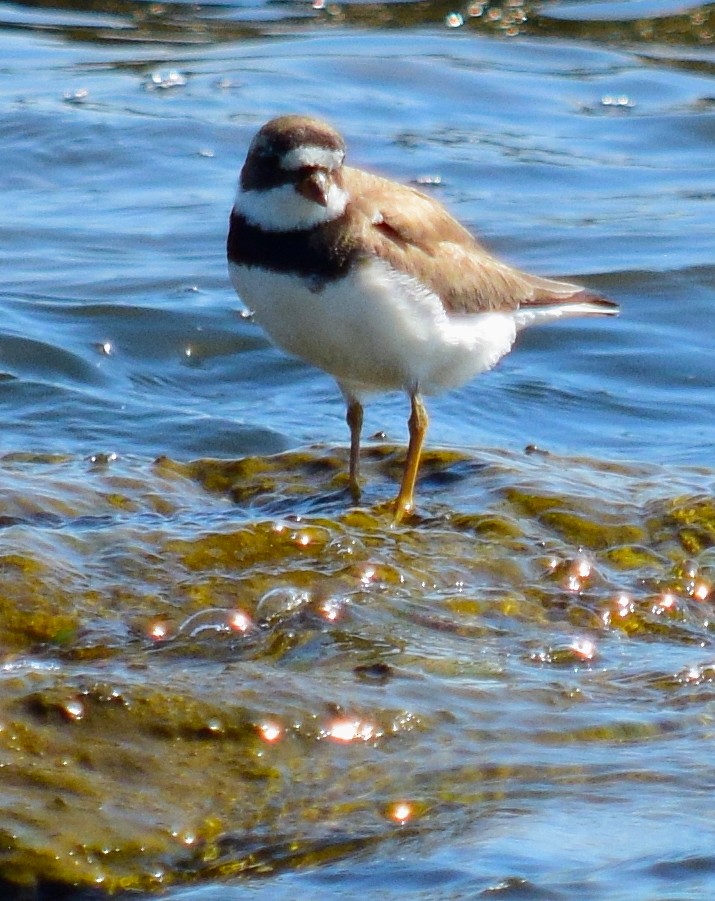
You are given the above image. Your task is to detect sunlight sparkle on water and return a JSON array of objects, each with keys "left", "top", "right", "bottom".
[
  {"left": 615, "top": 593, "right": 634, "bottom": 617},
  {"left": 317, "top": 598, "right": 344, "bottom": 622},
  {"left": 228, "top": 610, "right": 254, "bottom": 633},
  {"left": 258, "top": 721, "right": 283, "bottom": 743},
  {"left": 387, "top": 801, "right": 414, "bottom": 825},
  {"left": 684, "top": 666, "right": 703, "bottom": 682},
  {"left": 170, "top": 828, "right": 197, "bottom": 846},
  {"left": 693, "top": 581, "right": 711, "bottom": 602},
  {"left": 600, "top": 594, "right": 629, "bottom": 626},
  {"left": 653, "top": 592, "right": 678, "bottom": 614},
  {"left": 570, "top": 637, "right": 597, "bottom": 661},
  {"left": 327, "top": 718, "right": 378, "bottom": 743},
  {"left": 358, "top": 564, "right": 378, "bottom": 586},
  {"left": 566, "top": 556, "right": 593, "bottom": 592},
  {"left": 148, "top": 620, "right": 170, "bottom": 641},
  {"left": 89, "top": 452, "right": 118, "bottom": 465},
  {"left": 62, "top": 699, "right": 85, "bottom": 722}
]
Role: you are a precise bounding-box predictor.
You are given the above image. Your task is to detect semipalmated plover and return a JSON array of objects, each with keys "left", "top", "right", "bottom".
[{"left": 227, "top": 115, "right": 618, "bottom": 522}]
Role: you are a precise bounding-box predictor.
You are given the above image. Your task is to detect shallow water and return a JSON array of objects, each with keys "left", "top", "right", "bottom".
[{"left": 0, "top": 0, "right": 714, "bottom": 898}]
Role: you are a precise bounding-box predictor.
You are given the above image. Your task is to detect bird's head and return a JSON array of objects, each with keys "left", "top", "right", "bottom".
[{"left": 236, "top": 115, "right": 348, "bottom": 230}]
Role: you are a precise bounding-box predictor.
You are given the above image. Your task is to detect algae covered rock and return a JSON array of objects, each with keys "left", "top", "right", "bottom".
[{"left": 0, "top": 447, "right": 711, "bottom": 897}]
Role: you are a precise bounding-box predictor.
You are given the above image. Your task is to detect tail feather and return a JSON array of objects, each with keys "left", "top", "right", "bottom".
[{"left": 516, "top": 278, "right": 619, "bottom": 330}]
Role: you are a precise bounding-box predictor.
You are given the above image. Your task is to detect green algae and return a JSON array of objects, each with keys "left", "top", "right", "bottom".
[
  {"left": 0, "top": 447, "right": 712, "bottom": 896},
  {"left": 664, "top": 495, "right": 715, "bottom": 554},
  {"left": 504, "top": 487, "right": 648, "bottom": 549},
  {"left": 601, "top": 544, "right": 669, "bottom": 571}
]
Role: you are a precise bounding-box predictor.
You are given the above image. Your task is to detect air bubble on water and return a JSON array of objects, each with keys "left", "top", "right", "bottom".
[
  {"left": 601, "top": 94, "right": 635, "bottom": 109},
  {"left": 178, "top": 608, "right": 253, "bottom": 639},
  {"left": 256, "top": 587, "right": 311, "bottom": 624},
  {"left": 63, "top": 88, "right": 89, "bottom": 105},
  {"left": 144, "top": 70, "right": 188, "bottom": 91},
  {"left": 445, "top": 12, "right": 464, "bottom": 27}
]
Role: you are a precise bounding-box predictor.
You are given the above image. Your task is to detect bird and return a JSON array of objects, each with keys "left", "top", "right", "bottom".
[{"left": 227, "top": 115, "right": 618, "bottom": 523}]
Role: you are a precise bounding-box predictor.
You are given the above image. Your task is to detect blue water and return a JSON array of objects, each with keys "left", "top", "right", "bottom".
[
  {"left": 2, "top": 22, "right": 713, "bottom": 467},
  {"left": 1, "top": 0, "right": 714, "bottom": 898}
]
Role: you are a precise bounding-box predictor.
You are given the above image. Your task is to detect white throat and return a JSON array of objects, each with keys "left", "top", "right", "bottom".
[{"left": 234, "top": 182, "right": 348, "bottom": 232}]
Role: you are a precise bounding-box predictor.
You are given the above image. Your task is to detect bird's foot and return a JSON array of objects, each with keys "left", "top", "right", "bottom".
[
  {"left": 348, "top": 476, "right": 362, "bottom": 504},
  {"left": 389, "top": 496, "right": 417, "bottom": 527}
]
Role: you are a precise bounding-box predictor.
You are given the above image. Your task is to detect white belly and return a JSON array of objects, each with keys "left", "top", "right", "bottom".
[{"left": 229, "top": 258, "right": 517, "bottom": 397}]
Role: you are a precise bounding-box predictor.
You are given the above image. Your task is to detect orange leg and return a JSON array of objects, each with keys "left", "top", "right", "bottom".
[
  {"left": 346, "top": 397, "right": 363, "bottom": 502},
  {"left": 393, "top": 392, "right": 428, "bottom": 524}
]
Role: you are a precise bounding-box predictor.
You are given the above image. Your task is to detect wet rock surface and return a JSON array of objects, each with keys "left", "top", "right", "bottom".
[{"left": 0, "top": 447, "right": 712, "bottom": 896}]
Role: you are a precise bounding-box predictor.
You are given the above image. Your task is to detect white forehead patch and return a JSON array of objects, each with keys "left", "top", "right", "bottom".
[{"left": 280, "top": 145, "right": 344, "bottom": 172}]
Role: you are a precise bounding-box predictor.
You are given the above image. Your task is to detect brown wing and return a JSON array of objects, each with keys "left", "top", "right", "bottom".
[{"left": 341, "top": 166, "right": 615, "bottom": 315}]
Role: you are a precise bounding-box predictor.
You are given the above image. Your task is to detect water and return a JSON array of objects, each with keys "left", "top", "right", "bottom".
[
  {"left": 0, "top": 1, "right": 714, "bottom": 898},
  {"left": 2, "top": 14, "right": 713, "bottom": 465}
]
